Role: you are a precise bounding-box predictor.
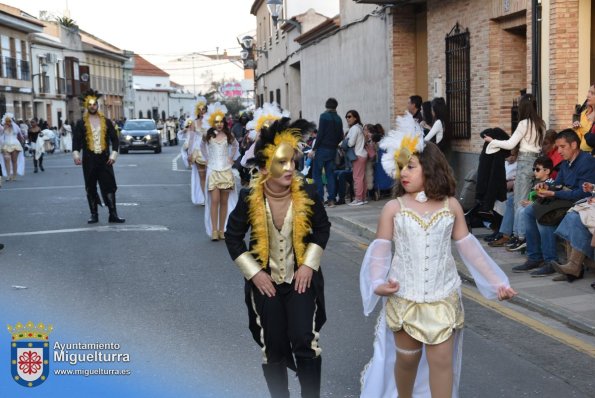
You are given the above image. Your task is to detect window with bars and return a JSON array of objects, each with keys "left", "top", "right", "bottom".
[{"left": 445, "top": 23, "right": 471, "bottom": 139}]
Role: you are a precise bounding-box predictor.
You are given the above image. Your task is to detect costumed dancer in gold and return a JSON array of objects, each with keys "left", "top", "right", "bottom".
[
  {"left": 359, "top": 113, "right": 516, "bottom": 397},
  {"left": 200, "top": 102, "right": 239, "bottom": 241},
  {"left": 225, "top": 118, "right": 330, "bottom": 398},
  {"left": 0, "top": 113, "right": 25, "bottom": 182},
  {"left": 72, "top": 89, "right": 125, "bottom": 224}
]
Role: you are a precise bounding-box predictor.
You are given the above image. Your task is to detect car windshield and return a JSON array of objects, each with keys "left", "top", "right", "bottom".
[{"left": 123, "top": 121, "right": 155, "bottom": 130}]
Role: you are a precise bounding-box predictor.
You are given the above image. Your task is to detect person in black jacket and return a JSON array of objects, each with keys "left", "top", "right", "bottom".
[
  {"left": 225, "top": 118, "right": 330, "bottom": 398},
  {"left": 308, "top": 98, "right": 343, "bottom": 206},
  {"left": 72, "top": 89, "right": 124, "bottom": 224}
]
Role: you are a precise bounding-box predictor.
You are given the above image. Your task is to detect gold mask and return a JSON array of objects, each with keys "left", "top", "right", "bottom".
[
  {"left": 269, "top": 142, "right": 295, "bottom": 178},
  {"left": 214, "top": 115, "right": 224, "bottom": 129}
]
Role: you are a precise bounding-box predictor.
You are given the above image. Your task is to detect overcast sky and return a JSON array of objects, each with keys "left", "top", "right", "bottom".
[{"left": 15, "top": 0, "right": 340, "bottom": 59}]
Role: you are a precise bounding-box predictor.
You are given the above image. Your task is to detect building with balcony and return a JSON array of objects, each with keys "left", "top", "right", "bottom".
[
  {"left": 80, "top": 30, "right": 128, "bottom": 121},
  {"left": 29, "top": 31, "right": 67, "bottom": 127},
  {"left": 0, "top": 5, "right": 44, "bottom": 120}
]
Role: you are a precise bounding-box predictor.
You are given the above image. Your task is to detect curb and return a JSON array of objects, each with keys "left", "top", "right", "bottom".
[{"left": 331, "top": 214, "right": 595, "bottom": 337}]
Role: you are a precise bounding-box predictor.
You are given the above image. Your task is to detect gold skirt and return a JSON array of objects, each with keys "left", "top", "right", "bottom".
[
  {"left": 190, "top": 149, "right": 206, "bottom": 166},
  {"left": 208, "top": 169, "right": 234, "bottom": 191},
  {"left": 1, "top": 143, "right": 23, "bottom": 153},
  {"left": 385, "top": 290, "right": 464, "bottom": 345}
]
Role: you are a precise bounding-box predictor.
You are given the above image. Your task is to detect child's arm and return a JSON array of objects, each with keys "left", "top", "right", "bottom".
[
  {"left": 360, "top": 200, "right": 399, "bottom": 315},
  {"left": 450, "top": 198, "right": 517, "bottom": 301}
]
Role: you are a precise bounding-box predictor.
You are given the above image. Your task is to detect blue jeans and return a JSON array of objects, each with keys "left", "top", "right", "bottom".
[
  {"left": 513, "top": 205, "right": 528, "bottom": 238},
  {"left": 555, "top": 211, "right": 594, "bottom": 259},
  {"left": 313, "top": 147, "right": 337, "bottom": 201},
  {"left": 499, "top": 193, "right": 514, "bottom": 236},
  {"left": 524, "top": 203, "right": 558, "bottom": 262}
]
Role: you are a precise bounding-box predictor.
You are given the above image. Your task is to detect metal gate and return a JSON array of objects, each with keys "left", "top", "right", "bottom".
[{"left": 445, "top": 23, "right": 471, "bottom": 139}]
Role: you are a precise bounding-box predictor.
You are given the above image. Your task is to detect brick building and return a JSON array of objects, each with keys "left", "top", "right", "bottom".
[{"left": 357, "top": 0, "right": 594, "bottom": 182}]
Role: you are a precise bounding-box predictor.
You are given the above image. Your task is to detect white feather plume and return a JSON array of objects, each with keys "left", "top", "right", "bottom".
[{"left": 379, "top": 112, "right": 424, "bottom": 179}]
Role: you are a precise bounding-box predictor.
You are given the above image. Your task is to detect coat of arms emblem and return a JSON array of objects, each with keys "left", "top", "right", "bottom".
[{"left": 8, "top": 321, "right": 52, "bottom": 387}]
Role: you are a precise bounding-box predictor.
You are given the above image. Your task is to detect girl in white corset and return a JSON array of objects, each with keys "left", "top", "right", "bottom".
[
  {"left": 360, "top": 113, "right": 516, "bottom": 398},
  {"left": 201, "top": 103, "right": 239, "bottom": 241}
]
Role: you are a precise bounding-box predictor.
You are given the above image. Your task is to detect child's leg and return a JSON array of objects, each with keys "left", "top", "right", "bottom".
[
  {"left": 219, "top": 189, "right": 230, "bottom": 232},
  {"left": 425, "top": 334, "right": 454, "bottom": 398},
  {"left": 210, "top": 188, "right": 220, "bottom": 235},
  {"left": 394, "top": 330, "right": 423, "bottom": 398}
]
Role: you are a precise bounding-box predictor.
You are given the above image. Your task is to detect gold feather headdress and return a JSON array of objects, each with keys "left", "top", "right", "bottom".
[
  {"left": 194, "top": 96, "right": 207, "bottom": 118},
  {"left": 379, "top": 112, "right": 425, "bottom": 179},
  {"left": 202, "top": 102, "right": 228, "bottom": 130},
  {"left": 79, "top": 89, "right": 102, "bottom": 109}
]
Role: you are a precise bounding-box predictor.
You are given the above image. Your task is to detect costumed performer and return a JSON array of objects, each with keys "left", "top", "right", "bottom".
[
  {"left": 359, "top": 113, "right": 516, "bottom": 398},
  {"left": 200, "top": 102, "right": 239, "bottom": 241},
  {"left": 181, "top": 117, "right": 206, "bottom": 205},
  {"left": 225, "top": 118, "right": 330, "bottom": 398},
  {"left": 72, "top": 89, "right": 125, "bottom": 224},
  {"left": 0, "top": 113, "right": 25, "bottom": 181}
]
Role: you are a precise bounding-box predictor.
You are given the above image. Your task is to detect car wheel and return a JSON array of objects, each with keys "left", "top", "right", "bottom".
[
  {"left": 120, "top": 149, "right": 128, "bottom": 154},
  {"left": 154, "top": 146, "right": 161, "bottom": 154}
]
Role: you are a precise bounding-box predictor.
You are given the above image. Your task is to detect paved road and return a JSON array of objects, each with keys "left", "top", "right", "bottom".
[{"left": 0, "top": 147, "right": 592, "bottom": 397}]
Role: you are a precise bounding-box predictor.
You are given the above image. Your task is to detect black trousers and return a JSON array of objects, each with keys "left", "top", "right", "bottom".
[
  {"left": 82, "top": 152, "right": 117, "bottom": 196},
  {"left": 247, "top": 279, "right": 324, "bottom": 368}
]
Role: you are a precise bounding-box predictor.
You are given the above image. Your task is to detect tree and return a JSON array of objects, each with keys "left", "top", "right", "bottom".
[{"left": 56, "top": 16, "right": 79, "bottom": 30}]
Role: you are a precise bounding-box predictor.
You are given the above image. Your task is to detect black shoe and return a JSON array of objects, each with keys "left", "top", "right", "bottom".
[
  {"left": 87, "top": 214, "right": 99, "bottom": 224},
  {"left": 336, "top": 199, "right": 346, "bottom": 205},
  {"left": 34, "top": 167, "right": 38, "bottom": 173},
  {"left": 505, "top": 236, "right": 519, "bottom": 247},
  {"left": 506, "top": 238, "right": 527, "bottom": 252},
  {"left": 0, "top": 243, "right": 4, "bottom": 251},
  {"left": 39, "top": 165, "right": 44, "bottom": 172},
  {"left": 484, "top": 232, "right": 503, "bottom": 243},
  {"left": 512, "top": 259, "right": 543, "bottom": 273},
  {"left": 530, "top": 262, "right": 557, "bottom": 277}
]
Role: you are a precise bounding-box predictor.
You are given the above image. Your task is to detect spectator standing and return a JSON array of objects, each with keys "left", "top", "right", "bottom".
[
  {"left": 309, "top": 98, "right": 343, "bottom": 206},
  {"left": 485, "top": 94, "right": 545, "bottom": 218},
  {"left": 345, "top": 110, "right": 366, "bottom": 206},
  {"left": 407, "top": 95, "right": 423, "bottom": 124},
  {"left": 423, "top": 97, "right": 450, "bottom": 154}
]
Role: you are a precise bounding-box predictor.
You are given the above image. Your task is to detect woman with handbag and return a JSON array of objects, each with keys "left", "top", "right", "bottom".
[{"left": 346, "top": 110, "right": 367, "bottom": 206}]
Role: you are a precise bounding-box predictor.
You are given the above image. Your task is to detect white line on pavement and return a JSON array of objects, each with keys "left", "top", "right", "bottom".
[
  {"left": 1, "top": 183, "right": 189, "bottom": 191},
  {"left": 0, "top": 224, "right": 169, "bottom": 237},
  {"left": 172, "top": 153, "right": 181, "bottom": 171}
]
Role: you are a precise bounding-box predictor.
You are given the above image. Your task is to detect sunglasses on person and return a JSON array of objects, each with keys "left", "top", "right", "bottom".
[
  {"left": 346, "top": 115, "right": 353, "bottom": 119},
  {"left": 532, "top": 167, "right": 544, "bottom": 172}
]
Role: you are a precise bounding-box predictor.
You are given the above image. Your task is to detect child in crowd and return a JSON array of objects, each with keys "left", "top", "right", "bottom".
[
  {"left": 506, "top": 156, "right": 554, "bottom": 252},
  {"left": 360, "top": 113, "right": 516, "bottom": 397}
]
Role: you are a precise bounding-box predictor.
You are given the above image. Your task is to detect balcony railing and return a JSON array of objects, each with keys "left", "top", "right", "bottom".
[
  {"left": 56, "top": 77, "right": 66, "bottom": 94},
  {"left": 20, "top": 60, "right": 30, "bottom": 80},
  {"left": 4, "top": 57, "right": 17, "bottom": 79}
]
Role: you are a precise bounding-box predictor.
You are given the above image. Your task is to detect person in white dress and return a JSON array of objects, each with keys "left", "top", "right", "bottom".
[
  {"left": 61, "top": 121, "right": 73, "bottom": 152},
  {"left": 360, "top": 114, "right": 516, "bottom": 398},
  {"left": 0, "top": 113, "right": 25, "bottom": 181},
  {"left": 201, "top": 103, "right": 239, "bottom": 241},
  {"left": 181, "top": 118, "right": 206, "bottom": 205}
]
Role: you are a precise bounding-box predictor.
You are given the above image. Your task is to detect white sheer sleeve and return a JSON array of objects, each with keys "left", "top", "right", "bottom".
[
  {"left": 230, "top": 138, "right": 240, "bottom": 160},
  {"left": 360, "top": 239, "right": 392, "bottom": 316},
  {"left": 455, "top": 233, "right": 510, "bottom": 299},
  {"left": 200, "top": 139, "right": 208, "bottom": 162}
]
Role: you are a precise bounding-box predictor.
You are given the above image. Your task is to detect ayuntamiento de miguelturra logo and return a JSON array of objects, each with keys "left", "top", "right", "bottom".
[{"left": 8, "top": 321, "right": 52, "bottom": 387}]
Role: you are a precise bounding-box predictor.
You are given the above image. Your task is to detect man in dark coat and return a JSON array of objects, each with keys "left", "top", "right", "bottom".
[{"left": 72, "top": 89, "right": 125, "bottom": 224}]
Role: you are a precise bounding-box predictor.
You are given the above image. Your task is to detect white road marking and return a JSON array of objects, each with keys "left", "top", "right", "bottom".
[
  {"left": 1, "top": 183, "right": 188, "bottom": 191},
  {"left": 0, "top": 224, "right": 169, "bottom": 237},
  {"left": 172, "top": 153, "right": 181, "bottom": 171}
]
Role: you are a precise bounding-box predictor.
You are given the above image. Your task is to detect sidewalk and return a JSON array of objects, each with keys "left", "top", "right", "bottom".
[{"left": 327, "top": 198, "right": 595, "bottom": 336}]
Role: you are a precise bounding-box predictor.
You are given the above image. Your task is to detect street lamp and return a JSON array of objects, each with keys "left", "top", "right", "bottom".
[
  {"left": 31, "top": 62, "right": 49, "bottom": 94},
  {"left": 266, "top": 0, "right": 301, "bottom": 32},
  {"left": 237, "top": 35, "right": 268, "bottom": 70}
]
